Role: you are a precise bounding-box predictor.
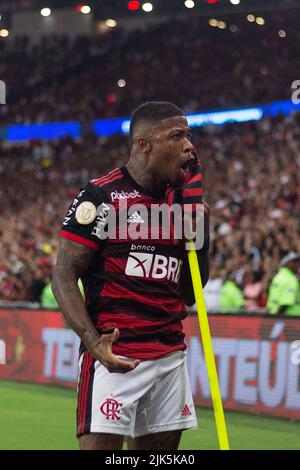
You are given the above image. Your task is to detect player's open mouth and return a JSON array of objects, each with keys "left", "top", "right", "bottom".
[
  {"left": 177, "top": 156, "right": 194, "bottom": 177},
  {"left": 181, "top": 158, "right": 193, "bottom": 171}
]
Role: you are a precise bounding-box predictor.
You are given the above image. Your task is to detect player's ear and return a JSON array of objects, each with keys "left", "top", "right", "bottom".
[{"left": 136, "top": 136, "right": 152, "bottom": 154}]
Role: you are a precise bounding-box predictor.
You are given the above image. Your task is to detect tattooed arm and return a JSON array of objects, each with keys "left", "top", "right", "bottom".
[{"left": 52, "top": 238, "right": 140, "bottom": 372}]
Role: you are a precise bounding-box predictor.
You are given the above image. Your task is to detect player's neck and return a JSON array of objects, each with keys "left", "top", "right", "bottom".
[{"left": 126, "top": 158, "right": 167, "bottom": 196}]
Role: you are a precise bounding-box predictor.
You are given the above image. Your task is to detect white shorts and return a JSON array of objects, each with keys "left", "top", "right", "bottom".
[{"left": 77, "top": 350, "right": 198, "bottom": 438}]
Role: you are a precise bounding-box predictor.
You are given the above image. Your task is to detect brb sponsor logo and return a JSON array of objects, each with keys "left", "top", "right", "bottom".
[
  {"left": 100, "top": 398, "right": 123, "bottom": 420},
  {"left": 110, "top": 190, "right": 141, "bottom": 202},
  {"left": 125, "top": 245, "right": 182, "bottom": 282}
]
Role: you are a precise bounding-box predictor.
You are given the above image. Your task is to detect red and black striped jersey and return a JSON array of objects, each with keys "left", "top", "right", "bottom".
[{"left": 60, "top": 166, "right": 188, "bottom": 360}]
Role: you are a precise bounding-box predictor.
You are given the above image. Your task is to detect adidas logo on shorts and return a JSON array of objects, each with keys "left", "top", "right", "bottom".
[{"left": 180, "top": 404, "right": 192, "bottom": 417}]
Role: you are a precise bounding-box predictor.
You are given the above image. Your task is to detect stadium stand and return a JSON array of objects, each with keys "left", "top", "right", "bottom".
[{"left": 0, "top": 9, "right": 299, "bottom": 125}]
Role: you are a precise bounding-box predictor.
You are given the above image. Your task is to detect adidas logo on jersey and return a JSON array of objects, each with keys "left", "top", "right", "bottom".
[
  {"left": 127, "top": 211, "right": 144, "bottom": 224},
  {"left": 125, "top": 252, "right": 182, "bottom": 282}
]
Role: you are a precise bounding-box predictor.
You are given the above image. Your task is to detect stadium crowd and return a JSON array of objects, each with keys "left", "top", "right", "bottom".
[
  {"left": 1, "top": 112, "right": 299, "bottom": 309},
  {"left": 0, "top": 9, "right": 299, "bottom": 125}
]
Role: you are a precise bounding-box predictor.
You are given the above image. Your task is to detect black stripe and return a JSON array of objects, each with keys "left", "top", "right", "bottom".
[
  {"left": 182, "top": 196, "right": 203, "bottom": 204},
  {"left": 99, "top": 298, "right": 186, "bottom": 321},
  {"left": 118, "top": 328, "right": 185, "bottom": 345}
]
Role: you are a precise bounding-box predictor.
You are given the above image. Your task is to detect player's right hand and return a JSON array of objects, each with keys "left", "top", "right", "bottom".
[
  {"left": 166, "top": 154, "right": 203, "bottom": 210},
  {"left": 165, "top": 154, "right": 204, "bottom": 242},
  {"left": 88, "top": 328, "right": 140, "bottom": 373}
]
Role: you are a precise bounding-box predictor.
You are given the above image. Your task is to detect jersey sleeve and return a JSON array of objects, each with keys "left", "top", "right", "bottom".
[{"left": 60, "top": 182, "right": 109, "bottom": 251}]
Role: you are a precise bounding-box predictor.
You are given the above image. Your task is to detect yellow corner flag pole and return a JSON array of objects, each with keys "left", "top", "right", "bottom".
[{"left": 187, "top": 240, "right": 230, "bottom": 450}]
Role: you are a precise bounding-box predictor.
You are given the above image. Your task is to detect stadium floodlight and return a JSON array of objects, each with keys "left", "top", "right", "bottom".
[
  {"left": 41, "top": 8, "right": 51, "bottom": 17},
  {"left": 105, "top": 19, "right": 117, "bottom": 28},
  {"left": 0, "top": 28, "right": 9, "bottom": 37},
  {"left": 184, "top": 0, "right": 195, "bottom": 8},
  {"left": 80, "top": 5, "right": 91, "bottom": 14},
  {"left": 142, "top": 3, "right": 153, "bottom": 12},
  {"left": 209, "top": 18, "right": 218, "bottom": 27},
  {"left": 218, "top": 21, "right": 226, "bottom": 29},
  {"left": 256, "top": 16, "right": 265, "bottom": 26},
  {"left": 187, "top": 240, "right": 230, "bottom": 450}
]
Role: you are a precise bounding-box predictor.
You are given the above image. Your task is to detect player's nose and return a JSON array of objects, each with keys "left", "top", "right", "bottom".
[{"left": 183, "top": 137, "right": 194, "bottom": 153}]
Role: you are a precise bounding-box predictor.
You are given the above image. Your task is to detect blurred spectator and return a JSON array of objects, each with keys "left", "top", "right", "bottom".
[
  {"left": 29, "top": 268, "right": 47, "bottom": 303},
  {"left": 243, "top": 269, "right": 264, "bottom": 311},
  {"left": 41, "top": 281, "right": 58, "bottom": 309},
  {"left": 267, "top": 252, "right": 300, "bottom": 315},
  {"left": 203, "top": 265, "right": 223, "bottom": 313},
  {"left": 220, "top": 272, "right": 245, "bottom": 313},
  {"left": 41, "top": 278, "right": 84, "bottom": 309}
]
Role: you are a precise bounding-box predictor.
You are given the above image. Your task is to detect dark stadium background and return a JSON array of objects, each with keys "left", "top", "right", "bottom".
[{"left": 0, "top": 0, "right": 300, "bottom": 450}]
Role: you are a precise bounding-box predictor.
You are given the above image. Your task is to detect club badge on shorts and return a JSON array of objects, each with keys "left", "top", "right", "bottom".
[
  {"left": 100, "top": 398, "right": 123, "bottom": 420},
  {"left": 75, "top": 201, "right": 97, "bottom": 225}
]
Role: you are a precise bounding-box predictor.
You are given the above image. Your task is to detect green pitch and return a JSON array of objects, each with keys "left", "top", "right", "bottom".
[{"left": 0, "top": 380, "right": 300, "bottom": 450}]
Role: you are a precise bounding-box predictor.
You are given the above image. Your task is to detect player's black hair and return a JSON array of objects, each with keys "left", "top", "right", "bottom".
[{"left": 129, "top": 101, "right": 184, "bottom": 145}]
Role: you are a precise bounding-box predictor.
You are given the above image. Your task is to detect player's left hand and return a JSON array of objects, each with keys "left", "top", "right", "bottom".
[{"left": 88, "top": 328, "right": 140, "bottom": 373}]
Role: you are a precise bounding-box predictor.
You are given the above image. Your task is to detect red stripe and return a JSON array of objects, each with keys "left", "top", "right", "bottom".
[
  {"left": 92, "top": 169, "right": 121, "bottom": 185},
  {"left": 183, "top": 187, "right": 203, "bottom": 198},
  {"left": 60, "top": 231, "right": 99, "bottom": 251},
  {"left": 97, "top": 174, "right": 123, "bottom": 188},
  {"left": 112, "top": 342, "right": 186, "bottom": 360},
  {"left": 101, "top": 281, "right": 184, "bottom": 309},
  {"left": 190, "top": 171, "right": 202, "bottom": 180},
  {"left": 97, "top": 168, "right": 121, "bottom": 180},
  {"left": 93, "top": 169, "right": 122, "bottom": 187},
  {"left": 104, "top": 257, "right": 124, "bottom": 272},
  {"left": 82, "top": 353, "right": 93, "bottom": 434}
]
